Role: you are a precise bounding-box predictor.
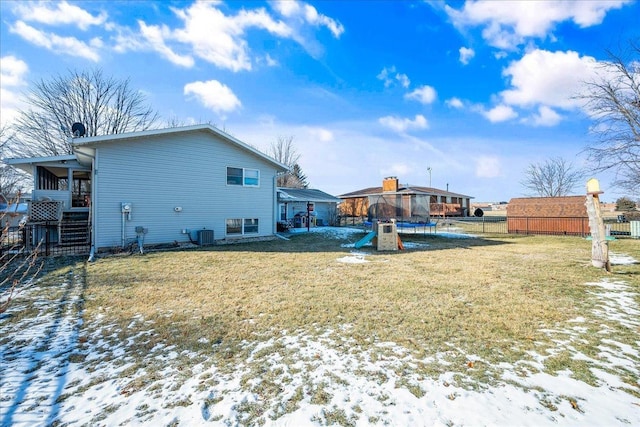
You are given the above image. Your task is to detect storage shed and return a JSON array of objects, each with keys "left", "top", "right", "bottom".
[{"left": 507, "top": 196, "right": 589, "bottom": 236}]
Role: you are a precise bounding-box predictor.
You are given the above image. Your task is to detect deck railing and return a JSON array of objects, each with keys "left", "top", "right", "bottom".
[{"left": 1, "top": 222, "right": 91, "bottom": 258}]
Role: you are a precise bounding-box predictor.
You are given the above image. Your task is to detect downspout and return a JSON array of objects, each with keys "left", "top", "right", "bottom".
[
  {"left": 80, "top": 148, "right": 97, "bottom": 262},
  {"left": 273, "top": 174, "right": 278, "bottom": 235},
  {"left": 273, "top": 171, "right": 288, "bottom": 235}
]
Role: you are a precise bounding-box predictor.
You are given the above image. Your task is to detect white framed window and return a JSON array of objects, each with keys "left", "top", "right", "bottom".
[
  {"left": 227, "top": 167, "right": 259, "bottom": 187},
  {"left": 226, "top": 218, "right": 242, "bottom": 235},
  {"left": 244, "top": 218, "right": 259, "bottom": 234},
  {"left": 226, "top": 218, "right": 259, "bottom": 235},
  {"left": 244, "top": 169, "right": 259, "bottom": 186}
]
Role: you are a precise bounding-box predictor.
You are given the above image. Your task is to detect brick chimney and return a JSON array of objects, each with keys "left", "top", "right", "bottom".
[{"left": 382, "top": 176, "right": 399, "bottom": 192}]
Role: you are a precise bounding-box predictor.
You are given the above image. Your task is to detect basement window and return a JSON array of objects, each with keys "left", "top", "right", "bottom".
[{"left": 226, "top": 218, "right": 259, "bottom": 235}]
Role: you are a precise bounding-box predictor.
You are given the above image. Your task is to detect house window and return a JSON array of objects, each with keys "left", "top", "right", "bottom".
[
  {"left": 244, "top": 169, "right": 259, "bottom": 186},
  {"left": 226, "top": 218, "right": 259, "bottom": 235},
  {"left": 226, "top": 218, "right": 242, "bottom": 235},
  {"left": 244, "top": 218, "right": 258, "bottom": 234},
  {"left": 227, "top": 167, "right": 259, "bottom": 187},
  {"left": 227, "top": 167, "right": 243, "bottom": 185}
]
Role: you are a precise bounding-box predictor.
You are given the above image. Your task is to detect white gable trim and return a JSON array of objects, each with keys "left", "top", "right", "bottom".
[{"left": 71, "top": 124, "right": 288, "bottom": 171}]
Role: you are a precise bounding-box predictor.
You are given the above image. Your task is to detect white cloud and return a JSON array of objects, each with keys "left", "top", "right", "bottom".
[
  {"left": 308, "top": 127, "right": 334, "bottom": 142},
  {"left": 377, "top": 66, "right": 410, "bottom": 88},
  {"left": 446, "top": 97, "right": 464, "bottom": 109},
  {"left": 405, "top": 85, "right": 437, "bottom": 104},
  {"left": 270, "top": 1, "right": 344, "bottom": 37},
  {"left": 184, "top": 80, "right": 241, "bottom": 114},
  {"left": 10, "top": 21, "right": 101, "bottom": 62},
  {"left": 445, "top": 0, "right": 630, "bottom": 50},
  {"left": 482, "top": 104, "right": 517, "bottom": 123},
  {"left": 459, "top": 47, "right": 475, "bottom": 65},
  {"left": 378, "top": 114, "right": 428, "bottom": 133},
  {"left": 302, "top": 3, "right": 345, "bottom": 37},
  {"left": 381, "top": 163, "right": 411, "bottom": 177},
  {"left": 0, "top": 56, "right": 28, "bottom": 87},
  {"left": 0, "top": 56, "right": 29, "bottom": 126},
  {"left": 396, "top": 73, "right": 410, "bottom": 89},
  {"left": 169, "top": 3, "right": 291, "bottom": 71},
  {"left": 527, "top": 105, "right": 562, "bottom": 127},
  {"left": 138, "top": 21, "right": 194, "bottom": 68},
  {"left": 12, "top": 0, "right": 107, "bottom": 31},
  {"left": 113, "top": 1, "right": 342, "bottom": 71},
  {"left": 475, "top": 156, "right": 502, "bottom": 178},
  {"left": 500, "top": 49, "right": 598, "bottom": 109},
  {"left": 263, "top": 53, "right": 279, "bottom": 67}
]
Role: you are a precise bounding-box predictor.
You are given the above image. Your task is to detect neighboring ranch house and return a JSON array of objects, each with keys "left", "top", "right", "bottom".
[
  {"left": 339, "top": 177, "right": 473, "bottom": 222},
  {"left": 277, "top": 187, "right": 342, "bottom": 228},
  {"left": 507, "top": 196, "right": 589, "bottom": 236},
  {"left": 5, "top": 124, "right": 288, "bottom": 253}
]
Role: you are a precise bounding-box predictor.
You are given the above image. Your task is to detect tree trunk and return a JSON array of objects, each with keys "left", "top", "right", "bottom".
[{"left": 585, "top": 194, "right": 611, "bottom": 271}]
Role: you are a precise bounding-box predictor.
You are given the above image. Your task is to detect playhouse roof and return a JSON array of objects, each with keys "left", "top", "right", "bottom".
[{"left": 278, "top": 188, "right": 341, "bottom": 203}]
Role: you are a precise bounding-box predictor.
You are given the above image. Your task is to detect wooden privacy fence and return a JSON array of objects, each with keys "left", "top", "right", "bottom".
[{"left": 507, "top": 216, "right": 589, "bottom": 236}]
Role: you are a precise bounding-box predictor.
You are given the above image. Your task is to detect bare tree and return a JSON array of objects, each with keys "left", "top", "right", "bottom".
[
  {"left": 580, "top": 40, "right": 640, "bottom": 194},
  {"left": 0, "top": 126, "right": 29, "bottom": 195},
  {"left": 8, "top": 68, "right": 160, "bottom": 157},
  {"left": 521, "top": 157, "right": 584, "bottom": 197},
  {"left": 0, "top": 191, "right": 45, "bottom": 314},
  {"left": 269, "top": 136, "right": 309, "bottom": 188}
]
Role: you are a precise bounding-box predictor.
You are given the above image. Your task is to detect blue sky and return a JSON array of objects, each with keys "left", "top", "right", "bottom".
[{"left": 1, "top": 0, "right": 638, "bottom": 202}]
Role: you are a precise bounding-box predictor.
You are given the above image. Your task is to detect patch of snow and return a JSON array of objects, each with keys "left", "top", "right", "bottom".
[
  {"left": 609, "top": 252, "right": 638, "bottom": 265},
  {"left": 290, "top": 226, "right": 364, "bottom": 240},
  {"left": 336, "top": 252, "right": 369, "bottom": 263},
  {"left": 2, "top": 254, "right": 640, "bottom": 426},
  {"left": 434, "top": 231, "right": 477, "bottom": 238},
  {"left": 400, "top": 241, "right": 430, "bottom": 249}
]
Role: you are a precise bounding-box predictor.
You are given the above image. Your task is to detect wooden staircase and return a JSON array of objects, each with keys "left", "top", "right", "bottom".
[{"left": 60, "top": 211, "right": 90, "bottom": 246}]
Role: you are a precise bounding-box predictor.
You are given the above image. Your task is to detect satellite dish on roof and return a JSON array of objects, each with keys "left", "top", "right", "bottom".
[{"left": 71, "top": 122, "right": 86, "bottom": 137}]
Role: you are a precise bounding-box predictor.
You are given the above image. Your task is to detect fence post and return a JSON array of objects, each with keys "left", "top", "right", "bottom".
[{"left": 45, "top": 224, "right": 50, "bottom": 256}]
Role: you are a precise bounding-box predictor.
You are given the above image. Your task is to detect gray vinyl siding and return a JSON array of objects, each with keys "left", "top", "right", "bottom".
[{"left": 93, "top": 130, "right": 278, "bottom": 250}]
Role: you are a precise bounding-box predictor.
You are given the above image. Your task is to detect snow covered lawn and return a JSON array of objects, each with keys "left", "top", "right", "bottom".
[{"left": 1, "top": 232, "right": 639, "bottom": 426}]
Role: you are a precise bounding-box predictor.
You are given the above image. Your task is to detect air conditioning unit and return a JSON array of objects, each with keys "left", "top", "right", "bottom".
[{"left": 197, "top": 229, "right": 214, "bottom": 246}]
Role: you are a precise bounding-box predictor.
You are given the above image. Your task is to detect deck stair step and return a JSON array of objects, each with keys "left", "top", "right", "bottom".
[{"left": 60, "top": 212, "right": 90, "bottom": 245}]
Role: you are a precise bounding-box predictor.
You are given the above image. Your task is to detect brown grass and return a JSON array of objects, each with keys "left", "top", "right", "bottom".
[
  {"left": 82, "top": 232, "right": 639, "bottom": 375},
  {"left": 5, "top": 233, "right": 638, "bottom": 424}
]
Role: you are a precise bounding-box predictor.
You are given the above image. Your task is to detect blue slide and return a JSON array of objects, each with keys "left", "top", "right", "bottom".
[{"left": 354, "top": 231, "right": 376, "bottom": 249}]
